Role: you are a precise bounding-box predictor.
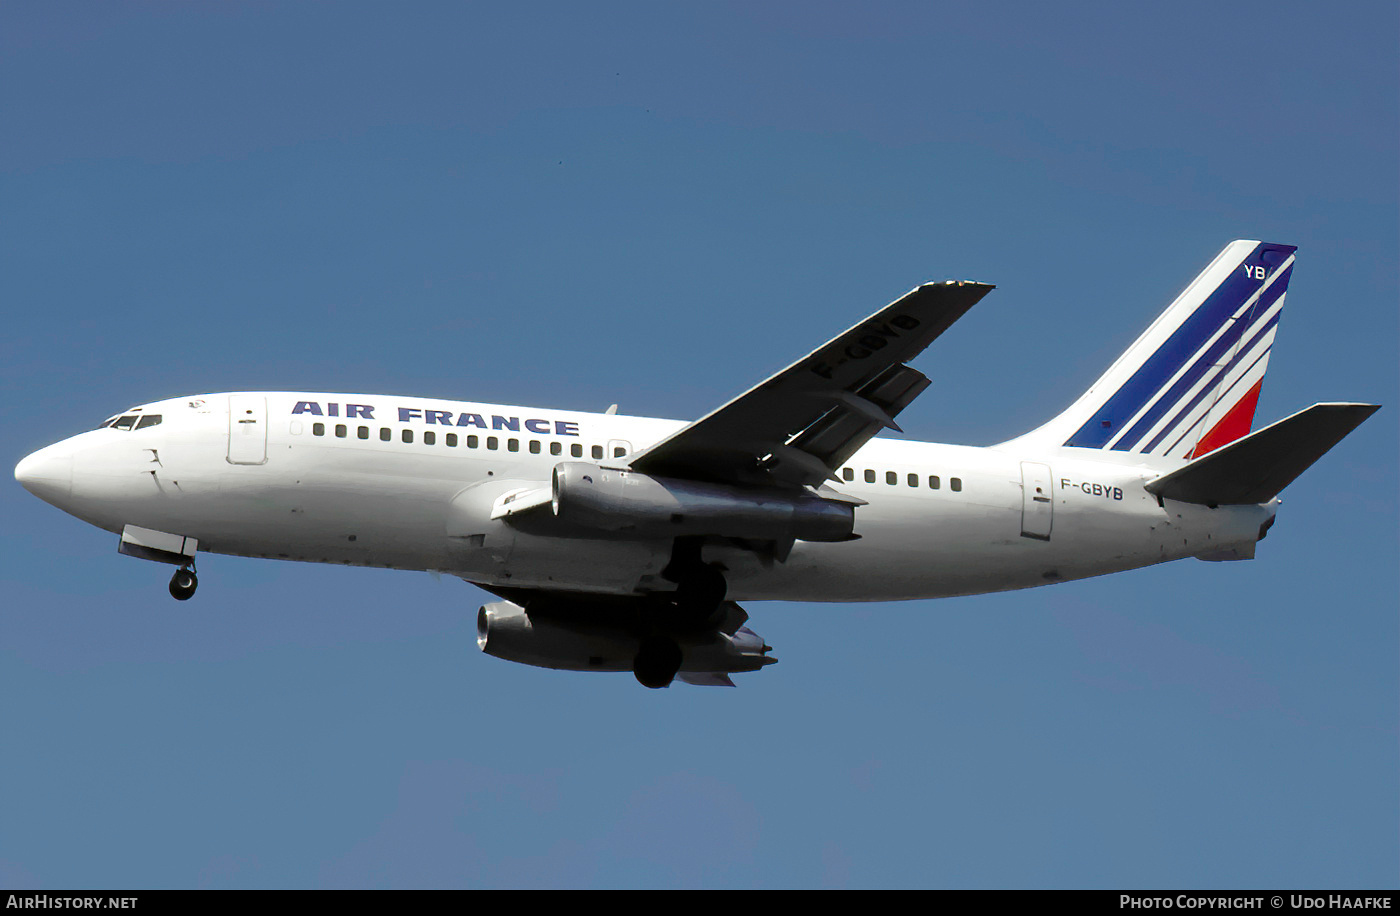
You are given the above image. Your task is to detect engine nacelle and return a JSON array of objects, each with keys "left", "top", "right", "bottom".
[
  {"left": 476, "top": 600, "right": 772, "bottom": 675},
  {"left": 551, "top": 462, "right": 855, "bottom": 542},
  {"left": 477, "top": 600, "right": 635, "bottom": 672}
]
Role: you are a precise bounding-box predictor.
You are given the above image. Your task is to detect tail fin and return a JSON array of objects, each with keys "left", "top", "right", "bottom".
[{"left": 1012, "top": 240, "right": 1297, "bottom": 459}]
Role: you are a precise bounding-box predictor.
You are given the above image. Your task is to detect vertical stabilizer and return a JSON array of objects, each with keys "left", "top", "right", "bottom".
[{"left": 1010, "top": 240, "right": 1296, "bottom": 459}]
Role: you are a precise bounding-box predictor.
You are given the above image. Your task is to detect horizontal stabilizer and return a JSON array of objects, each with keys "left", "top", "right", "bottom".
[{"left": 1145, "top": 402, "right": 1379, "bottom": 506}]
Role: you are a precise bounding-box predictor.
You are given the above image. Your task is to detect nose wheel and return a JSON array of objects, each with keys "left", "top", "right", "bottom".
[{"left": 169, "top": 565, "right": 198, "bottom": 601}]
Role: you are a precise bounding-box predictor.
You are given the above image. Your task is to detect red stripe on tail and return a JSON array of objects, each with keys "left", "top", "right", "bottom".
[{"left": 1190, "top": 378, "right": 1263, "bottom": 458}]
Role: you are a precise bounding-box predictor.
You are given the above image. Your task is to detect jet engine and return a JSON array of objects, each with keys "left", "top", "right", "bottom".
[
  {"left": 476, "top": 599, "right": 774, "bottom": 686},
  {"left": 551, "top": 462, "right": 855, "bottom": 542}
]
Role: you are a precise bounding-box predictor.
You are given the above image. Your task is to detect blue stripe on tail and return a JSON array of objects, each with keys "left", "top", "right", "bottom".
[
  {"left": 1142, "top": 296, "right": 1283, "bottom": 455},
  {"left": 1064, "top": 243, "right": 1294, "bottom": 448},
  {"left": 1112, "top": 263, "right": 1291, "bottom": 452}
]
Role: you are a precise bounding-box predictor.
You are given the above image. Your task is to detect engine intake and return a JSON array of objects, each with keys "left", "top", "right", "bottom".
[{"left": 551, "top": 462, "right": 855, "bottom": 542}]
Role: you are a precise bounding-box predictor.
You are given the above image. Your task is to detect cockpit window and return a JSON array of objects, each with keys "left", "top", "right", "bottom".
[{"left": 100, "top": 413, "right": 162, "bottom": 431}]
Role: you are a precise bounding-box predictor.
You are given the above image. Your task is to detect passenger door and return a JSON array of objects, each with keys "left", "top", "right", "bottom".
[
  {"left": 227, "top": 395, "right": 268, "bottom": 465},
  {"left": 1019, "top": 461, "right": 1053, "bottom": 541}
]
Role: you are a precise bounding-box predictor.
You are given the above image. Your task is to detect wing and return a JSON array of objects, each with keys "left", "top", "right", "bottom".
[{"left": 628, "top": 280, "right": 994, "bottom": 489}]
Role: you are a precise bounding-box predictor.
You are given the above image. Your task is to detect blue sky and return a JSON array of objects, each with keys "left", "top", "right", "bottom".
[{"left": 2, "top": 2, "right": 1396, "bottom": 889}]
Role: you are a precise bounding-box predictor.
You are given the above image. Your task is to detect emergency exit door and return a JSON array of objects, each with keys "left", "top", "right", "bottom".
[
  {"left": 227, "top": 395, "right": 268, "bottom": 465},
  {"left": 1020, "top": 461, "right": 1053, "bottom": 541}
]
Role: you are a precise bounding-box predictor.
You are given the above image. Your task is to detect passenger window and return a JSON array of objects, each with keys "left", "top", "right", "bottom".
[
  {"left": 591, "top": 445, "right": 603, "bottom": 460},
  {"left": 508, "top": 438, "right": 519, "bottom": 452},
  {"left": 613, "top": 447, "right": 626, "bottom": 458},
  {"left": 335, "top": 424, "right": 347, "bottom": 438},
  {"left": 929, "top": 475, "right": 940, "bottom": 489},
  {"left": 424, "top": 431, "right": 436, "bottom": 445},
  {"left": 135, "top": 415, "right": 162, "bottom": 430},
  {"left": 907, "top": 473, "right": 918, "bottom": 487},
  {"left": 402, "top": 430, "right": 413, "bottom": 444},
  {"left": 571, "top": 444, "right": 583, "bottom": 458},
  {"left": 886, "top": 471, "right": 897, "bottom": 485},
  {"left": 864, "top": 469, "right": 875, "bottom": 483},
  {"left": 358, "top": 426, "right": 369, "bottom": 440},
  {"left": 313, "top": 423, "right": 325, "bottom": 436},
  {"left": 842, "top": 468, "right": 854, "bottom": 482},
  {"left": 529, "top": 441, "right": 541, "bottom": 454},
  {"left": 487, "top": 436, "right": 498, "bottom": 450},
  {"left": 550, "top": 442, "right": 562, "bottom": 456},
  {"left": 468, "top": 435, "right": 479, "bottom": 448},
  {"left": 446, "top": 433, "right": 458, "bottom": 447},
  {"left": 380, "top": 428, "right": 391, "bottom": 442},
  {"left": 951, "top": 477, "right": 962, "bottom": 492}
]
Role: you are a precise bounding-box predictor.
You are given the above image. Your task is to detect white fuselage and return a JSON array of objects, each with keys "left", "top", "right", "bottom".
[{"left": 18, "top": 392, "right": 1276, "bottom": 601}]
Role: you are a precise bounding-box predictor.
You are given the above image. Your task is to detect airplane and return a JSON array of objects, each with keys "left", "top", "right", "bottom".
[{"left": 14, "top": 240, "right": 1379, "bottom": 688}]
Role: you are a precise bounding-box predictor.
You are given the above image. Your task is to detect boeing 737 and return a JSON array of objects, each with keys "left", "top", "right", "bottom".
[{"left": 14, "top": 241, "right": 1379, "bottom": 687}]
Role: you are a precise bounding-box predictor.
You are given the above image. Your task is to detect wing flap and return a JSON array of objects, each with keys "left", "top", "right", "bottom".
[
  {"left": 789, "top": 364, "right": 932, "bottom": 472},
  {"left": 676, "top": 672, "right": 737, "bottom": 687}
]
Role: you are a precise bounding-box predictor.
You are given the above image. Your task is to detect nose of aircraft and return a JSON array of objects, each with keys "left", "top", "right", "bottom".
[{"left": 15, "top": 443, "right": 74, "bottom": 505}]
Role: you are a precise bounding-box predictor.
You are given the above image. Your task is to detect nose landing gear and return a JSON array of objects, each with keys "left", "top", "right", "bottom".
[{"left": 168, "top": 565, "right": 198, "bottom": 601}]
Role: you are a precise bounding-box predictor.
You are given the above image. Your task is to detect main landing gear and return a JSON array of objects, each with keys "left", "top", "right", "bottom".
[
  {"left": 633, "top": 635, "right": 684, "bottom": 689},
  {"left": 661, "top": 536, "right": 728, "bottom": 630},
  {"left": 168, "top": 564, "right": 198, "bottom": 601},
  {"left": 631, "top": 537, "right": 729, "bottom": 688}
]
